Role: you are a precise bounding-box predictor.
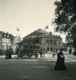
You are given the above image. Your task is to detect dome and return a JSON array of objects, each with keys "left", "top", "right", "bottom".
[{"left": 32, "top": 29, "right": 48, "bottom": 34}]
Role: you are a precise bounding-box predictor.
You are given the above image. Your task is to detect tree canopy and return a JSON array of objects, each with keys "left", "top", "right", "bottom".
[{"left": 54, "top": 0, "right": 76, "bottom": 46}]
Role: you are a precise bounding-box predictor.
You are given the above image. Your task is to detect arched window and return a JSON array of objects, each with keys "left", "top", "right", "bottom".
[
  {"left": 47, "top": 47, "right": 49, "bottom": 51},
  {"left": 50, "top": 47, "right": 53, "bottom": 51},
  {"left": 50, "top": 39, "right": 52, "bottom": 44},
  {"left": 46, "top": 39, "right": 49, "bottom": 43}
]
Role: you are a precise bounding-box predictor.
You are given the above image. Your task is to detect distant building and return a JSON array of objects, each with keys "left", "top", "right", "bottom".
[
  {"left": 23, "top": 29, "right": 63, "bottom": 52},
  {"left": 0, "top": 31, "right": 14, "bottom": 50},
  {"left": 13, "top": 36, "right": 21, "bottom": 52}
]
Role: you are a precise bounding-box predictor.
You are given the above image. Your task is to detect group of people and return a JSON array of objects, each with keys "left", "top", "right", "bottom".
[
  {"left": 4, "top": 46, "right": 67, "bottom": 70},
  {"left": 69, "top": 48, "right": 76, "bottom": 56},
  {"left": 39, "top": 49, "right": 45, "bottom": 58}
]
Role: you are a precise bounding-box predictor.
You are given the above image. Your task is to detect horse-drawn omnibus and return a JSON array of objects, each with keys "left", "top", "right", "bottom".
[{"left": 16, "top": 42, "right": 41, "bottom": 58}]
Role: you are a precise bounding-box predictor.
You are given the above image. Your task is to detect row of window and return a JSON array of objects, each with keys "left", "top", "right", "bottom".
[
  {"left": 3, "top": 34, "right": 9, "bottom": 38},
  {"left": 24, "top": 46, "right": 40, "bottom": 49},
  {"left": 42, "top": 39, "right": 58, "bottom": 45},
  {"left": 2, "top": 38, "right": 11, "bottom": 43}
]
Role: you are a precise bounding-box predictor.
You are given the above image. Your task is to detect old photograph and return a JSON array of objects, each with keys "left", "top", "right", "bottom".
[{"left": 0, "top": 0, "right": 76, "bottom": 80}]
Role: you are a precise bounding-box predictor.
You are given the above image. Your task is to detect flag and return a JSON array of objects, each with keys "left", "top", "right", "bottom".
[
  {"left": 45, "top": 26, "right": 48, "bottom": 29},
  {"left": 17, "top": 28, "right": 20, "bottom": 31}
]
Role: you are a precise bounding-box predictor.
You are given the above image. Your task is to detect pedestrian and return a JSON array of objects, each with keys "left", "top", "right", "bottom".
[
  {"left": 52, "top": 53, "right": 55, "bottom": 58},
  {"left": 73, "top": 49, "right": 76, "bottom": 56},
  {"left": 54, "top": 49, "right": 67, "bottom": 70},
  {"left": 69, "top": 48, "right": 72, "bottom": 54},
  {"left": 42, "top": 49, "right": 45, "bottom": 57},
  {"left": 39, "top": 49, "right": 42, "bottom": 58}
]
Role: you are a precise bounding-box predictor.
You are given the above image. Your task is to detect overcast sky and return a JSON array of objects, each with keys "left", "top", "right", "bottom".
[{"left": 0, "top": 0, "right": 66, "bottom": 42}]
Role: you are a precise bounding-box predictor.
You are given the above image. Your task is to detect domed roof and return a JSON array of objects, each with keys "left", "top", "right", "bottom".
[
  {"left": 24, "top": 28, "right": 48, "bottom": 39},
  {"left": 32, "top": 29, "right": 48, "bottom": 34}
]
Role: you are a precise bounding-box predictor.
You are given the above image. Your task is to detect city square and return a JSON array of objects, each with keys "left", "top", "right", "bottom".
[
  {"left": 0, "top": 52, "right": 76, "bottom": 80},
  {"left": 0, "top": 0, "right": 76, "bottom": 80}
]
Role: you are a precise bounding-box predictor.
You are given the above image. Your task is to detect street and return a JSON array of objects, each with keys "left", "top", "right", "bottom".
[{"left": 0, "top": 52, "right": 76, "bottom": 80}]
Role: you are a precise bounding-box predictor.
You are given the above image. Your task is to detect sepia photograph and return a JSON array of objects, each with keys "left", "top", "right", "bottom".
[{"left": 0, "top": 0, "right": 76, "bottom": 80}]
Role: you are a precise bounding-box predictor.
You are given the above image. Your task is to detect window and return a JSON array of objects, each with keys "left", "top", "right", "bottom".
[
  {"left": 54, "top": 40, "right": 56, "bottom": 45},
  {"left": 2, "top": 38, "right": 6, "bottom": 42},
  {"left": 7, "top": 35, "right": 9, "bottom": 38},
  {"left": 50, "top": 39, "right": 52, "bottom": 44},
  {"left": 7, "top": 39, "right": 10, "bottom": 42},
  {"left": 4, "top": 34, "right": 6, "bottom": 37},
  {"left": 50, "top": 47, "right": 53, "bottom": 51},
  {"left": 46, "top": 39, "right": 49, "bottom": 43}
]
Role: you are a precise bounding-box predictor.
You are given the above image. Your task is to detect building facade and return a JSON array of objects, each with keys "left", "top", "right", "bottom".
[
  {"left": 0, "top": 31, "right": 14, "bottom": 50},
  {"left": 12, "top": 36, "right": 22, "bottom": 52},
  {"left": 23, "top": 29, "right": 63, "bottom": 52},
  {"left": 41, "top": 33, "right": 62, "bottom": 52}
]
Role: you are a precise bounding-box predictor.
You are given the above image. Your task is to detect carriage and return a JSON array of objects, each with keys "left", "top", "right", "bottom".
[{"left": 16, "top": 42, "right": 41, "bottom": 58}]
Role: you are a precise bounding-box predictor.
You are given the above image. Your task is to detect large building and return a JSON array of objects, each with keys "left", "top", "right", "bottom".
[
  {"left": 41, "top": 33, "right": 62, "bottom": 52},
  {"left": 23, "top": 29, "right": 62, "bottom": 52},
  {"left": 0, "top": 31, "right": 14, "bottom": 50}
]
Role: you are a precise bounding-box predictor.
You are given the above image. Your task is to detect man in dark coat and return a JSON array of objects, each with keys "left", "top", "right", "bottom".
[
  {"left": 39, "top": 49, "right": 42, "bottom": 58},
  {"left": 54, "top": 49, "right": 67, "bottom": 70},
  {"left": 69, "top": 48, "right": 72, "bottom": 54}
]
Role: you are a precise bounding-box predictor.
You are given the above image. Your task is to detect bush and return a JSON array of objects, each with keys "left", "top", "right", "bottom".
[{"left": 0, "top": 49, "right": 4, "bottom": 55}]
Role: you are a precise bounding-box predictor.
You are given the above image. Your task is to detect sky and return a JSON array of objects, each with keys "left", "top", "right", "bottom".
[{"left": 0, "top": 0, "right": 66, "bottom": 42}]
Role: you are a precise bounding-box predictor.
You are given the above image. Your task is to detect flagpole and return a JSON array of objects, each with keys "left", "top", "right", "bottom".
[
  {"left": 54, "top": 25, "right": 55, "bottom": 35},
  {"left": 16, "top": 28, "right": 21, "bottom": 43},
  {"left": 52, "top": 19, "right": 55, "bottom": 35},
  {"left": 16, "top": 28, "right": 20, "bottom": 37}
]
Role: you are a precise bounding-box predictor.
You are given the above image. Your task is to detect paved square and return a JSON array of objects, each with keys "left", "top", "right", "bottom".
[{"left": 0, "top": 53, "right": 76, "bottom": 80}]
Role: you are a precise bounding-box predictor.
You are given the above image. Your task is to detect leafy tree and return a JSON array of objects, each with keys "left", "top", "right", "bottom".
[{"left": 54, "top": 0, "right": 76, "bottom": 48}]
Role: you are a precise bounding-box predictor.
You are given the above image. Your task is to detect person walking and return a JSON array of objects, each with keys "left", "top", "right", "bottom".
[
  {"left": 69, "top": 48, "right": 72, "bottom": 54},
  {"left": 54, "top": 49, "right": 67, "bottom": 70},
  {"left": 39, "top": 49, "right": 42, "bottom": 58},
  {"left": 52, "top": 53, "right": 55, "bottom": 58}
]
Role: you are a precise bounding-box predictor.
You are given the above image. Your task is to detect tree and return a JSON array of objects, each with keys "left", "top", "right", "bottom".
[{"left": 54, "top": 0, "right": 76, "bottom": 48}]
